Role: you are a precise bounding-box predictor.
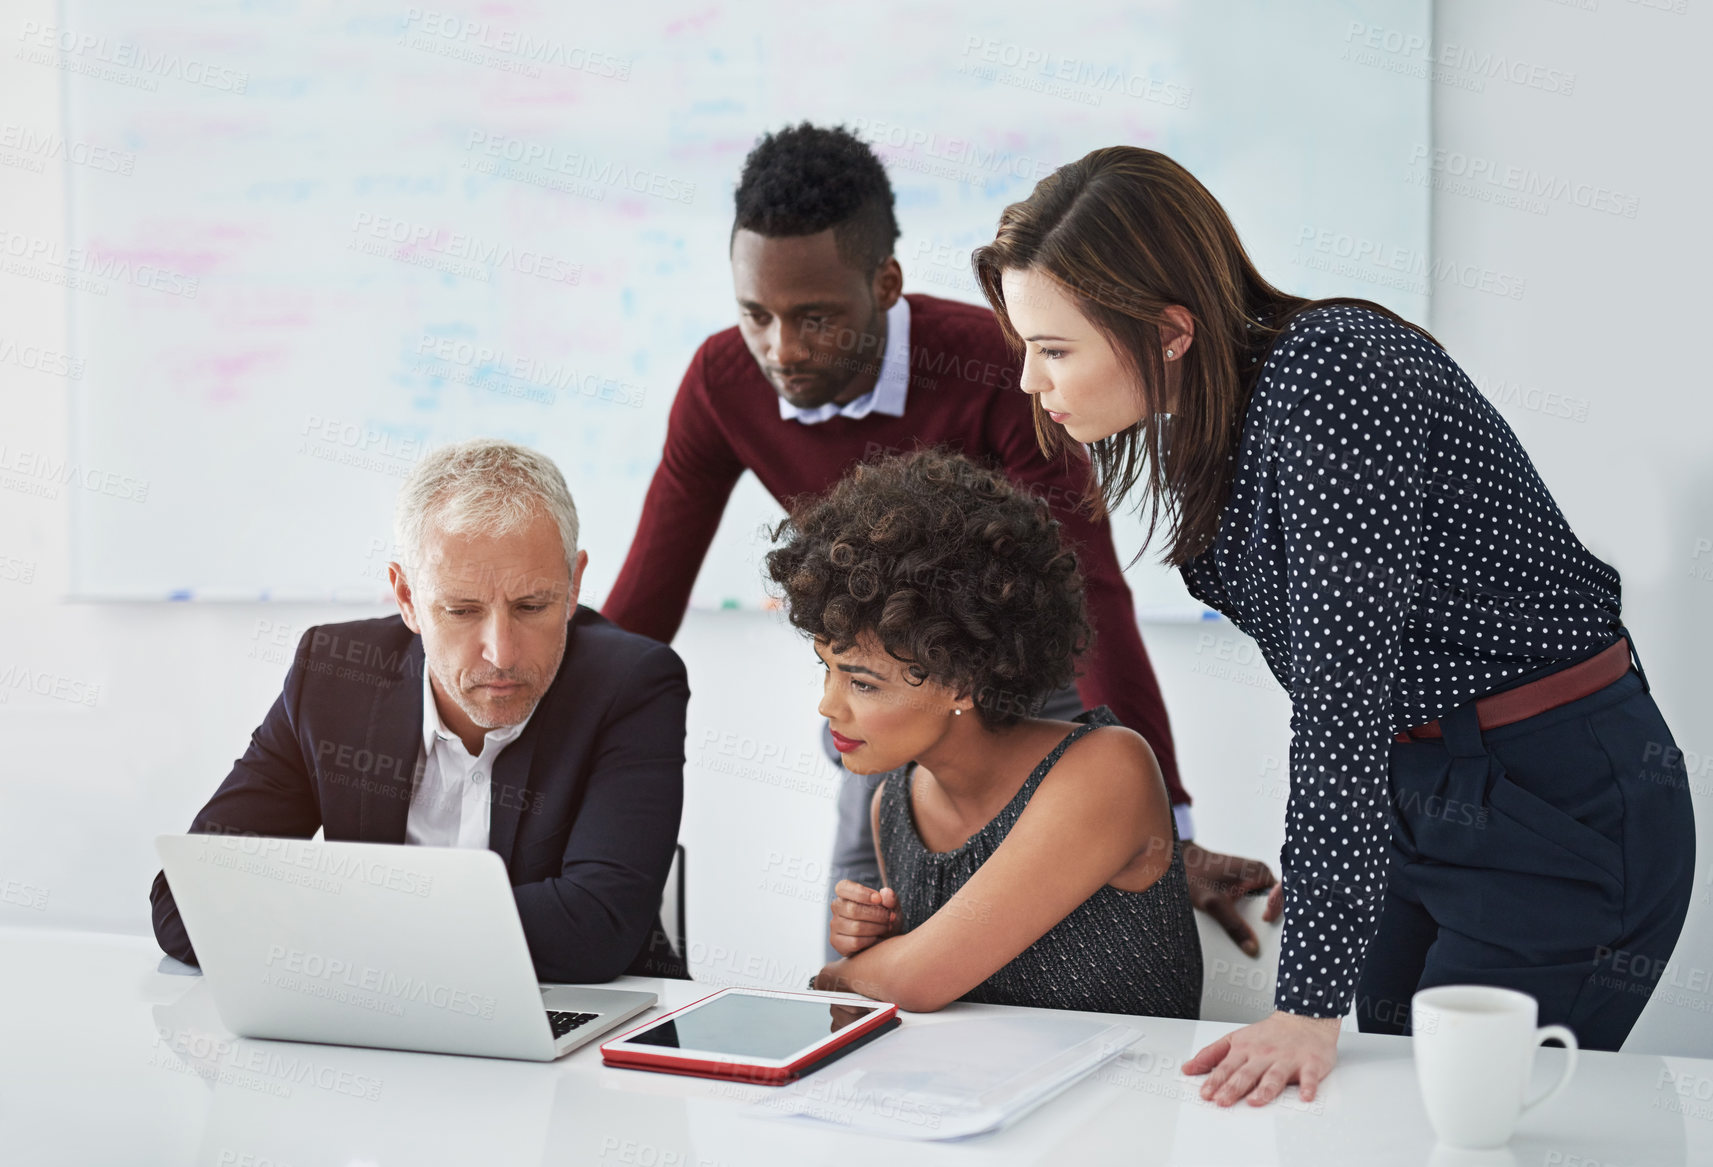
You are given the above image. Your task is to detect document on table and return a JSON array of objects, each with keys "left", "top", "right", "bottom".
[{"left": 750, "top": 1013, "right": 1143, "bottom": 1141}]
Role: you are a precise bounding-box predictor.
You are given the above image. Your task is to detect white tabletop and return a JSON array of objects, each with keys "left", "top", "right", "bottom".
[{"left": 0, "top": 927, "right": 1701, "bottom": 1166}]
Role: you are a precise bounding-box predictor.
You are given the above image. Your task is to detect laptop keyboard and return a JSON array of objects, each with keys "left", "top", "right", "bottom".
[{"left": 547, "top": 1010, "right": 601, "bottom": 1039}]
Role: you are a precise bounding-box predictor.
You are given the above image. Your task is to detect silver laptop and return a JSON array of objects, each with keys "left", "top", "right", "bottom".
[{"left": 155, "top": 834, "right": 657, "bottom": 1061}]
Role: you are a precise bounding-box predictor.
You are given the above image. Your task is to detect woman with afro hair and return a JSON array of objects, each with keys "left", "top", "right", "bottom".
[{"left": 767, "top": 448, "right": 1201, "bottom": 1018}]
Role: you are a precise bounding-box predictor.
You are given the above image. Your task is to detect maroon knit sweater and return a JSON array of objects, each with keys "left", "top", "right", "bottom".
[{"left": 602, "top": 293, "right": 1186, "bottom": 805}]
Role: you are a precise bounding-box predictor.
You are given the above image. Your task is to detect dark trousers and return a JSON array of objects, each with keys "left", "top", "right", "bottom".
[{"left": 1354, "top": 629, "right": 1696, "bottom": 1050}]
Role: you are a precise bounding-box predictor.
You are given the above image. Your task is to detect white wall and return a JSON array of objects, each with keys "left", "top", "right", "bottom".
[{"left": 3, "top": 0, "right": 1708, "bottom": 1052}]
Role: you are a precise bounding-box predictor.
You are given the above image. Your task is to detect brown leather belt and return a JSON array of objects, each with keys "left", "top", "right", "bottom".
[{"left": 1394, "top": 637, "right": 1633, "bottom": 743}]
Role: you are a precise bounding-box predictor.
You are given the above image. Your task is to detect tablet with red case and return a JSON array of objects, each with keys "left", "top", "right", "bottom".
[{"left": 600, "top": 987, "right": 900, "bottom": 1084}]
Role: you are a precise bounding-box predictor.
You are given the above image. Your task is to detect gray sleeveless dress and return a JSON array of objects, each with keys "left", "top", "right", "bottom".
[{"left": 875, "top": 706, "right": 1202, "bottom": 1018}]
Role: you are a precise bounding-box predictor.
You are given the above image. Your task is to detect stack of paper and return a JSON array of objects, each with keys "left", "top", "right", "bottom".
[{"left": 751, "top": 1013, "right": 1143, "bottom": 1141}]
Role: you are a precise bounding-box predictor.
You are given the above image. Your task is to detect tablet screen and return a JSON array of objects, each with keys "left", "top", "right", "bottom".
[{"left": 625, "top": 992, "right": 880, "bottom": 1060}]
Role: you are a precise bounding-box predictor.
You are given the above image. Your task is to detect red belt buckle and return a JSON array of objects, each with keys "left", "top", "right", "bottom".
[{"left": 1391, "top": 637, "right": 1630, "bottom": 746}]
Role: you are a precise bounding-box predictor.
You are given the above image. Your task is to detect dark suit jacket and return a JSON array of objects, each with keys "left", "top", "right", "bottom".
[{"left": 150, "top": 605, "right": 689, "bottom": 982}]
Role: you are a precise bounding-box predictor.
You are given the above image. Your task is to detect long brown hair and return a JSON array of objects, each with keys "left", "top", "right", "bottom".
[{"left": 972, "top": 146, "right": 1435, "bottom": 567}]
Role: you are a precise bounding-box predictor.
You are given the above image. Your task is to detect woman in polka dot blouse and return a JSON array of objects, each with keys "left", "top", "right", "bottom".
[{"left": 972, "top": 146, "right": 1696, "bottom": 1108}]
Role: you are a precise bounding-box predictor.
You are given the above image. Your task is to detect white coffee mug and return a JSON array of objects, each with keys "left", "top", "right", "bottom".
[{"left": 1412, "top": 985, "right": 1579, "bottom": 1149}]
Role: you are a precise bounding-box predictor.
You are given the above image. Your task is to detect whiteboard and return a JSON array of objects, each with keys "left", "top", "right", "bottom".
[{"left": 62, "top": 0, "right": 1429, "bottom": 616}]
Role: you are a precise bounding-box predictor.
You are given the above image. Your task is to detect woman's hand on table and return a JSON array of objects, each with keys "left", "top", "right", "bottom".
[
  {"left": 828, "top": 879, "right": 898, "bottom": 957},
  {"left": 1184, "top": 1009, "right": 1341, "bottom": 1107}
]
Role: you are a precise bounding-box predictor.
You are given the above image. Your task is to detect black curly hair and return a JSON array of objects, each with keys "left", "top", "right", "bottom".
[
  {"left": 732, "top": 122, "right": 899, "bottom": 274},
  {"left": 765, "top": 449, "right": 1094, "bottom": 728}
]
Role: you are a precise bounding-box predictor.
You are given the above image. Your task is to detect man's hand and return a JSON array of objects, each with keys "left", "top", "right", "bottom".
[
  {"left": 1184, "top": 1009, "right": 1340, "bottom": 1107},
  {"left": 828, "top": 879, "right": 898, "bottom": 957},
  {"left": 1181, "top": 842, "right": 1280, "bottom": 957}
]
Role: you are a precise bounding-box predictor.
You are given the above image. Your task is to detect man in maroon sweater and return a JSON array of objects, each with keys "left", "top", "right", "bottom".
[{"left": 602, "top": 123, "right": 1278, "bottom": 956}]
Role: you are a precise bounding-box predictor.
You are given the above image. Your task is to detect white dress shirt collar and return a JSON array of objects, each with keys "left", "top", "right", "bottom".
[
  {"left": 404, "top": 663, "right": 535, "bottom": 850},
  {"left": 778, "top": 295, "right": 911, "bottom": 425}
]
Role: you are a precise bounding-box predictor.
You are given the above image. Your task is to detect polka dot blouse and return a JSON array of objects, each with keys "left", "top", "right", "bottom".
[{"left": 1179, "top": 304, "right": 1622, "bottom": 1018}]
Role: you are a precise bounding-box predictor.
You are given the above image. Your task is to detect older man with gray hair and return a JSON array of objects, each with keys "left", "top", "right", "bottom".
[{"left": 150, "top": 438, "right": 690, "bottom": 981}]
